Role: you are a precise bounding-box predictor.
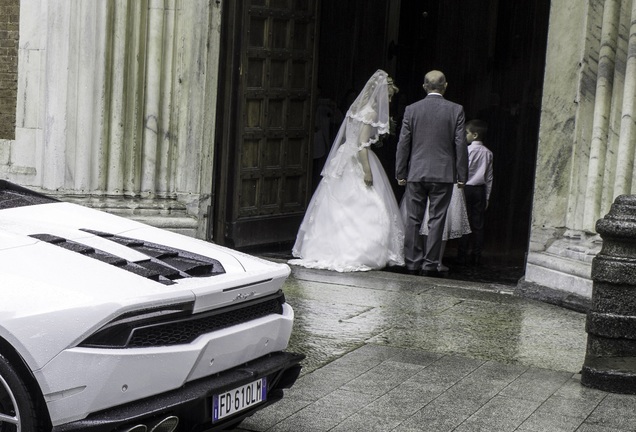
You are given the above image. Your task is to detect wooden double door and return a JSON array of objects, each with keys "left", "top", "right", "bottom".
[{"left": 213, "top": 0, "right": 320, "bottom": 248}]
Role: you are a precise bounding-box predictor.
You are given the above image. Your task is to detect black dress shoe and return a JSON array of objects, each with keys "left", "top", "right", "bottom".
[
  {"left": 405, "top": 268, "right": 420, "bottom": 275},
  {"left": 420, "top": 269, "right": 445, "bottom": 278}
]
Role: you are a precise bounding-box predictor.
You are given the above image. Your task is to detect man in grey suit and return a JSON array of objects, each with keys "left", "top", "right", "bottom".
[{"left": 396, "top": 70, "right": 468, "bottom": 277}]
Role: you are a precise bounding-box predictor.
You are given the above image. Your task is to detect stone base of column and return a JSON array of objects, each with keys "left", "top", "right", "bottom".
[
  {"left": 63, "top": 194, "right": 201, "bottom": 238},
  {"left": 581, "top": 360, "right": 636, "bottom": 394},
  {"left": 525, "top": 254, "right": 593, "bottom": 298},
  {"left": 582, "top": 195, "right": 636, "bottom": 394},
  {"left": 524, "top": 229, "right": 601, "bottom": 300},
  {"left": 515, "top": 278, "right": 590, "bottom": 313}
]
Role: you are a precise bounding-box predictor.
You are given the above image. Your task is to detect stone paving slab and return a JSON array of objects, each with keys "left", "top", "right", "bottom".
[
  {"left": 237, "top": 346, "right": 631, "bottom": 432},
  {"left": 229, "top": 265, "right": 636, "bottom": 431}
]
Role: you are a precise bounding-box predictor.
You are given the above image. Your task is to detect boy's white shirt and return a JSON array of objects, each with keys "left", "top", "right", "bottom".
[{"left": 466, "top": 141, "right": 494, "bottom": 201}]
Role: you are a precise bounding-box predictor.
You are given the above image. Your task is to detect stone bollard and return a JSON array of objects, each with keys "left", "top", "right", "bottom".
[{"left": 581, "top": 195, "right": 636, "bottom": 393}]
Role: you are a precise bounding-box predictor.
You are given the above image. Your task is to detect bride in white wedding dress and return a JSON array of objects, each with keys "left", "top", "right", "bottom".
[{"left": 289, "top": 70, "right": 405, "bottom": 272}]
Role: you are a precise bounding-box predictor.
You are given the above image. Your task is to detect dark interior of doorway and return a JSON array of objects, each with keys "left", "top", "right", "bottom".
[{"left": 258, "top": 0, "right": 550, "bottom": 286}]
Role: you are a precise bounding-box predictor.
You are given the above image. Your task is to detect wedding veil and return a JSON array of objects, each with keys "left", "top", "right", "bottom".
[{"left": 321, "top": 69, "right": 394, "bottom": 178}]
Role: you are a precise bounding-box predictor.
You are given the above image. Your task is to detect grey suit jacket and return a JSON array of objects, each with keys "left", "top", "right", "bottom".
[{"left": 395, "top": 94, "right": 468, "bottom": 183}]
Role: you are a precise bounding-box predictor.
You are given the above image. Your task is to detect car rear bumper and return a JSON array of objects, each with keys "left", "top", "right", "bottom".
[{"left": 51, "top": 351, "right": 305, "bottom": 432}]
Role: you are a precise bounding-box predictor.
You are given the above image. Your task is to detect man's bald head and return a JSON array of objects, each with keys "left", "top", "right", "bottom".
[{"left": 423, "top": 70, "right": 447, "bottom": 94}]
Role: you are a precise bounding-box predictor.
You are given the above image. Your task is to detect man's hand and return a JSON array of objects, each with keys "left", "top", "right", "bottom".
[
  {"left": 457, "top": 181, "right": 465, "bottom": 189},
  {"left": 397, "top": 179, "right": 406, "bottom": 186}
]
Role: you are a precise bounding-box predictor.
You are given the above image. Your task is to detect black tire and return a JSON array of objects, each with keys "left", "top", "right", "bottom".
[{"left": 0, "top": 354, "right": 40, "bottom": 432}]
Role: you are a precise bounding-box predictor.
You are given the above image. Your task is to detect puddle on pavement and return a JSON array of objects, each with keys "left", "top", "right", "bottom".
[{"left": 282, "top": 269, "right": 587, "bottom": 375}]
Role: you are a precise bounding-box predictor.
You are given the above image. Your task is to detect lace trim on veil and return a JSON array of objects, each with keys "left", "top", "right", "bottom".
[{"left": 321, "top": 70, "right": 392, "bottom": 178}]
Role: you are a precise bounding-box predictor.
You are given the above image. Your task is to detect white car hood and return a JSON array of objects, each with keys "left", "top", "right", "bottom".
[{"left": 0, "top": 202, "right": 290, "bottom": 369}]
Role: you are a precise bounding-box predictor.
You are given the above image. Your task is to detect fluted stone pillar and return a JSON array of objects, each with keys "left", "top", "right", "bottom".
[
  {"left": 524, "top": 0, "right": 636, "bottom": 300},
  {"left": 583, "top": 0, "right": 621, "bottom": 229},
  {"left": 582, "top": 195, "right": 636, "bottom": 393},
  {"left": 614, "top": 0, "right": 636, "bottom": 194},
  {"left": 7, "top": 0, "right": 223, "bottom": 238}
]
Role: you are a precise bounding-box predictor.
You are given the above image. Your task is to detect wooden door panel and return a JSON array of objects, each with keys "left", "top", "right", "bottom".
[{"left": 218, "top": 0, "right": 318, "bottom": 248}]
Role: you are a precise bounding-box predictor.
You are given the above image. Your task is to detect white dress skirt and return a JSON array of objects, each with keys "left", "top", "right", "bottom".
[
  {"left": 419, "top": 184, "right": 472, "bottom": 240},
  {"left": 289, "top": 145, "right": 405, "bottom": 272},
  {"left": 399, "top": 184, "right": 471, "bottom": 241}
]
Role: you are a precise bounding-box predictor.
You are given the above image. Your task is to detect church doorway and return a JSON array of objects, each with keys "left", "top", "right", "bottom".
[
  {"left": 312, "top": 0, "right": 550, "bottom": 272},
  {"left": 213, "top": 0, "right": 551, "bottom": 279}
]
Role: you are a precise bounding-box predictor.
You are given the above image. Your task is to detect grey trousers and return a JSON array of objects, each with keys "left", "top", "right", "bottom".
[{"left": 403, "top": 182, "right": 453, "bottom": 271}]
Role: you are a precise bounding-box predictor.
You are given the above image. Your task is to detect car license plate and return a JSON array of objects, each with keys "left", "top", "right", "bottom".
[{"left": 213, "top": 377, "right": 267, "bottom": 422}]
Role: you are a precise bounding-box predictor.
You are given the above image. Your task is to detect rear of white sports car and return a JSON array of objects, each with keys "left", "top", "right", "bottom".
[{"left": 0, "top": 181, "right": 303, "bottom": 432}]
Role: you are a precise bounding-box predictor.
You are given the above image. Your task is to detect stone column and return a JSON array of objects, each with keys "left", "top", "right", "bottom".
[
  {"left": 613, "top": 0, "right": 636, "bottom": 195},
  {"left": 6, "top": 0, "right": 223, "bottom": 237},
  {"left": 524, "top": 0, "right": 636, "bottom": 301},
  {"left": 582, "top": 195, "right": 636, "bottom": 393},
  {"left": 583, "top": 0, "right": 621, "bottom": 229}
]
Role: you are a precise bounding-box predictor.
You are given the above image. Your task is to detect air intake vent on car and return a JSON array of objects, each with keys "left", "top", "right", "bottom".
[
  {"left": 30, "top": 231, "right": 225, "bottom": 285},
  {"left": 80, "top": 290, "right": 286, "bottom": 348}
]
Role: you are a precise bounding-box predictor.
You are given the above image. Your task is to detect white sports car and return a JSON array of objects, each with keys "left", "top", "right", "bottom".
[{"left": 0, "top": 180, "right": 303, "bottom": 432}]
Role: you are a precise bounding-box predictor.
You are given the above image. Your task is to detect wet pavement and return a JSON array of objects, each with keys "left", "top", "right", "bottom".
[{"left": 230, "top": 262, "right": 636, "bottom": 432}]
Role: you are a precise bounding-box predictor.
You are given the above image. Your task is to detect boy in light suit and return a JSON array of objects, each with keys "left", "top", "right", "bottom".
[{"left": 458, "top": 119, "right": 493, "bottom": 266}]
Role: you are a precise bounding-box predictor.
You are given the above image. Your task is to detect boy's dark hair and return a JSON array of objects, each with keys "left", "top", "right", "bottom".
[{"left": 466, "top": 119, "right": 488, "bottom": 140}]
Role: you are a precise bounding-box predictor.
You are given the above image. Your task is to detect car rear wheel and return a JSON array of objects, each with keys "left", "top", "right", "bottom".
[{"left": 0, "top": 355, "right": 39, "bottom": 432}]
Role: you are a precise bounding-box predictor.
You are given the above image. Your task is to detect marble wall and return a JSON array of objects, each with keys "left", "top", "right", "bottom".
[
  {"left": 526, "top": 0, "right": 636, "bottom": 298},
  {"left": 1, "top": 0, "right": 223, "bottom": 238}
]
